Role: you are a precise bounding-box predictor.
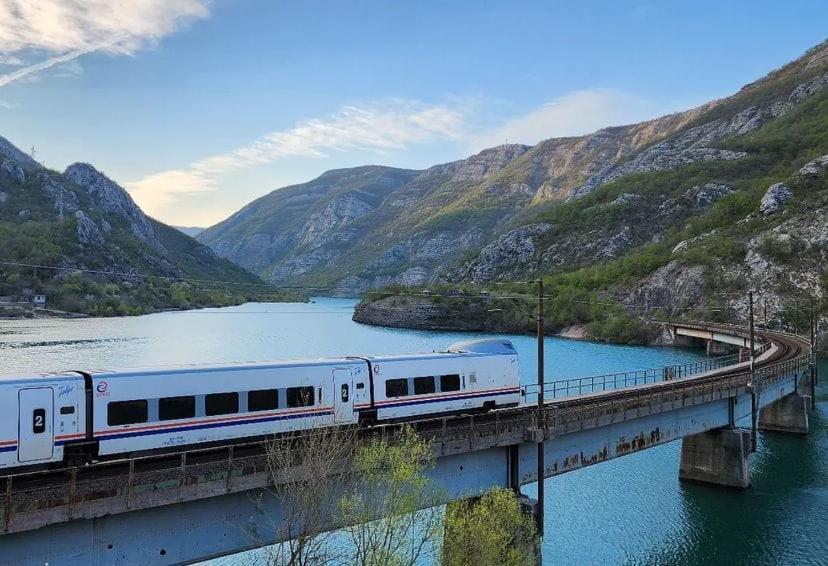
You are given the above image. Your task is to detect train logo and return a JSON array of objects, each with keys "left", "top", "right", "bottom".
[{"left": 96, "top": 381, "right": 110, "bottom": 397}]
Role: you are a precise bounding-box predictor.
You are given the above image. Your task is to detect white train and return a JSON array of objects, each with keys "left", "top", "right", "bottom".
[{"left": 0, "top": 339, "right": 520, "bottom": 472}]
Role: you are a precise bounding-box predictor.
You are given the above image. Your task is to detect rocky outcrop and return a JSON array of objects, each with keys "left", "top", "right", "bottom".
[
  {"left": 798, "top": 154, "right": 828, "bottom": 176},
  {"left": 300, "top": 193, "right": 375, "bottom": 247},
  {"left": 73, "top": 210, "right": 104, "bottom": 246},
  {"left": 353, "top": 295, "right": 528, "bottom": 333},
  {"left": 571, "top": 70, "right": 828, "bottom": 200},
  {"left": 1, "top": 158, "right": 25, "bottom": 183},
  {"left": 64, "top": 163, "right": 161, "bottom": 249},
  {"left": 0, "top": 135, "right": 39, "bottom": 169},
  {"left": 451, "top": 144, "right": 529, "bottom": 182},
  {"left": 760, "top": 183, "right": 793, "bottom": 214},
  {"left": 684, "top": 182, "right": 734, "bottom": 209},
  {"left": 450, "top": 224, "right": 553, "bottom": 283},
  {"left": 624, "top": 260, "right": 707, "bottom": 314}
]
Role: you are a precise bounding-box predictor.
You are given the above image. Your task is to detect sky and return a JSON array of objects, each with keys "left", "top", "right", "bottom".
[{"left": 0, "top": 1, "right": 827, "bottom": 227}]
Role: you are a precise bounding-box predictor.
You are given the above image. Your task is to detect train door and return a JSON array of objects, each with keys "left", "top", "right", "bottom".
[
  {"left": 332, "top": 368, "right": 354, "bottom": 423},
  {"left": 18, "top": 387, "right": 54, "bottom": 462}
]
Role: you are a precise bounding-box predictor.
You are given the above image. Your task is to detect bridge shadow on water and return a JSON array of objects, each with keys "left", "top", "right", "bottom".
[{"left": 647, "top": 361, "right": 827, "bottom": 566}]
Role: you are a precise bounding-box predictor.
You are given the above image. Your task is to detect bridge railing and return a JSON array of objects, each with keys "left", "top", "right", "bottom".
[{"left": 522, "top": 341, "right": 770, "bottom": 401}]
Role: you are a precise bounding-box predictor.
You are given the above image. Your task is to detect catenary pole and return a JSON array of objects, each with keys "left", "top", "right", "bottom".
[
  {"left": 749, "top": 291, "right": 757, "bottom": 453},
  {"left": 536, "top": 279, "right": 545, "bottom": 563}
]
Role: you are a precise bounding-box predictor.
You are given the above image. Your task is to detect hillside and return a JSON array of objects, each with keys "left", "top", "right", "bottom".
[
  {"left": 201, "top": 41, "right": 828, "bottom": 315},
  {"left": 354, "top": 41, "right": 828, "bottom": 346},
  {"left": 0, "top": 138, "right": 295, "bottom": 316}
]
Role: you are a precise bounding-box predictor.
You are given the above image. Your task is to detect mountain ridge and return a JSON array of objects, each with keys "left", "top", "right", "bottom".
[
  {"left": 198, "top": 39, "right": 828, "bottom": 300},
  {"left": 0, "top": 139, "right": 285, "bottom": 316}
]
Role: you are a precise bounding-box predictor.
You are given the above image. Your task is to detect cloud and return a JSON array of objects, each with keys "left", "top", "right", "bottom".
[
  {"left": 0, "top": 41, "right": 105, "bottom": 87},
  {"left": 125, "top": 101, "right": 467, "bottom": 215},
  {"left": 0, "top": 99, "right": 14, "bottom": 109},
  {"left": 0, "top": 54, "right": 23, "bottom": 66},
  {"left": 472, "top": 89, "right": 661, "bottom": 149},
  {"left": 0, "top": 0, "right": 209, "bottom": 87}
]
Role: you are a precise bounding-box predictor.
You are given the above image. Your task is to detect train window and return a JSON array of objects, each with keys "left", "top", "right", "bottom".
[
  {"left": 286, "top": 386, "right": 315, "bottom": 408},
  {"left": 356, "top": 383, "right": 365, "bottom": 390},
  {"left": 159, "top": 396, "right": 196, "bottom": 421},
  {"left": 413, "top": 376, "right": 435, "bottom": 395},
  {"left": 248, "top": 389, "right": 279, "bottom": 411},
  {"left": 107, "top": 400, "right": 148, "bottom": 426},
  {"left": 205, "top": 392, "right": 239, "bottom": 416},
  {"left": 60, "top": 406, "right": 75, "bottom": 415},
  {"left": 385, "top": 378, "right": 408, "bottom": 397},
  {"left": 440, "top": 374, "right": 461, "bottom": 392}
]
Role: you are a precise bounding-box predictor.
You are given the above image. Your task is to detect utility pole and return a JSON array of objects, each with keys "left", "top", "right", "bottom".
[
  {"left": 536, "top": 278, "right": 545, "bottom": 563},
  {"left": 748, "top": 291, "right": 758, "bottom": 453},
  {"left": 810, "top": 299, "right": 817, "bottom": 408}
]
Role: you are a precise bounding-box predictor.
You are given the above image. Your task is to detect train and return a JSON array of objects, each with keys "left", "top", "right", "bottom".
[{"left": 0, "top": 339, "right": 520, "bottom": 472}]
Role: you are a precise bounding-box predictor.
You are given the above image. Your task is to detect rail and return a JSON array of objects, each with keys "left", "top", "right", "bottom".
[{"left": 523, "top": 337, "right": 770, "bottom": 401}]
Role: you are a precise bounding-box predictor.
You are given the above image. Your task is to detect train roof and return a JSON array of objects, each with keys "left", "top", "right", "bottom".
[
  {"left": 0, "top": 340, "right": 516, "bottom": 381},
  {"left": 0, "top": 371, "right": 82, "bottom": 385}
]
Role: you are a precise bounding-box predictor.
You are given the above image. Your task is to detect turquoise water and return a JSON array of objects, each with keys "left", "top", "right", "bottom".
[{"left": 1, "top": 298, "right": 825, "bottom": 565}]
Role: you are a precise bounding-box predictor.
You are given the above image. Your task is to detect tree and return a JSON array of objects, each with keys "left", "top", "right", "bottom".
[
  {"left": 442, "top": 488, "right": 538, "bottom": 566},
  {"left": 261, "top": 424, "right": 360, "bottom": 565},
  {"left": 339, "top": 425, "right": 444, "bottom": 566}
]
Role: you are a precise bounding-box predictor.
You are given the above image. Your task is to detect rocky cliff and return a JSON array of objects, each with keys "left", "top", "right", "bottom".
[
  {"left": 0, "top": 137, "right": 269, "bottom": 315},
  {"left": 201, "top": 40, "right": 828, "bottom": 313}
]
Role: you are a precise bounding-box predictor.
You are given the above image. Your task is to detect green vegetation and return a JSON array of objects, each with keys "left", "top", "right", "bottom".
[
  {"left": 264, "top": 424, "right": 541, "bottom": 565},
  {"left": 443, "top": 488, "right": 538, "bottom": 566},
  {"left": 0, "top": 157, "right": 304, "bottom": 316}
]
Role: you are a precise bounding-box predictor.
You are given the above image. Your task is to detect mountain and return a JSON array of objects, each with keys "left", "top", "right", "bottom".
[
  {"left": 0, "top": 139, "right": 282, "bottom": 316},
  {"left": 353, "top": 40, "right": 828, "bottom": 345},
  {"left": 174, "top": 226, "right": 205, "bottom": 238},
  {"left": 200, "top": 40, "right": 828, "bottom": 310}
]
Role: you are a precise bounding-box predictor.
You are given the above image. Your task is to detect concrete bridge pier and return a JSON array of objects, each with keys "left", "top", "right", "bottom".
[
  {"left": 707, "top": 340, "right": 729, "bottom": 356},
  {"left": 678, "top": 427, "right": 752, "bottom": 489},
  {"left": 758, "top": 373, "right": 811, "bottom": 434}
]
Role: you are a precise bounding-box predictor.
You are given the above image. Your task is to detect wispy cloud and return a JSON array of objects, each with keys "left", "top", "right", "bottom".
[
  {"left": 0, "top": 55, "right": 23, "bottom": 66},
  {"left": 472, "top": 89, "right": 662, "bottom": 149},
  {"left": 125, "top": 101, "right": 466, "bottom": 215},
  {"left": 0, "top": 0, "right": 209, "bottom": 87},
  {"left": 0, "top": 40, "right": 109, "bottom": 87}
]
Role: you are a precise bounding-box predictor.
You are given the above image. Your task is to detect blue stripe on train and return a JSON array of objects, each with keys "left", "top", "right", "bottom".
[
  {"left": 0, "top": 441, "right": 73, "bottom": 453},
  {"left": 376, "top": 388, "right": 520, "bottom": 410},
  {"left": 99, "top": 408, "right": 335, "bottom": 442}
]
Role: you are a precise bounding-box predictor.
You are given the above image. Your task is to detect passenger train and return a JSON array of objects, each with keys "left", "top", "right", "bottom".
[{"left": 0, "top": 339, "right": 520, "bottom": 472}]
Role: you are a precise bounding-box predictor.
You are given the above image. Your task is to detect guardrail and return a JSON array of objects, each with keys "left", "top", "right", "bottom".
[{"left": 523, "top": 341, "right": 770, "bottom": 401}]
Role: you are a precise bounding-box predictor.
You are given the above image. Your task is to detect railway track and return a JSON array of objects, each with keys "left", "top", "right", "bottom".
[{"left": 0, "top": 325, "right": 811, "bottom": 499}]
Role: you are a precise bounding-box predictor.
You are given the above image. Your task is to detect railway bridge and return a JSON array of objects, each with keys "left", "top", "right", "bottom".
[{"left": 0, "top": 321, "right": 817, "bottom": 565}]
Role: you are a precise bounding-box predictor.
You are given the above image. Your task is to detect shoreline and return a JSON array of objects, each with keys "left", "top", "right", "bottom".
[
  {"left": 352, "top": 295, "right": 672, "bottom": 347},
  {"left": 0, "top": 298, "right": 311, "bottom": 321}
]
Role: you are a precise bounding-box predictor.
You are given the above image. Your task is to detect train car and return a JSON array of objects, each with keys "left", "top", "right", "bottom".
[
  {"left": 0, "top": 372, "right": 88, "bottom": 471},
  {"left": 360, "top": 339, "right": 521, "bottom": 421},
  {"left": 89, "top": 358, "right": 368, "bottom": 458},
  {"left": 1, "top": 339, "right": 520, "bottom": 471}
]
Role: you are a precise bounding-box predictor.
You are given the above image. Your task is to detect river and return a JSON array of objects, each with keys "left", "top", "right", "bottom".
[{"left": 1, "top": 298, "right": 825, "bottom": 565}]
